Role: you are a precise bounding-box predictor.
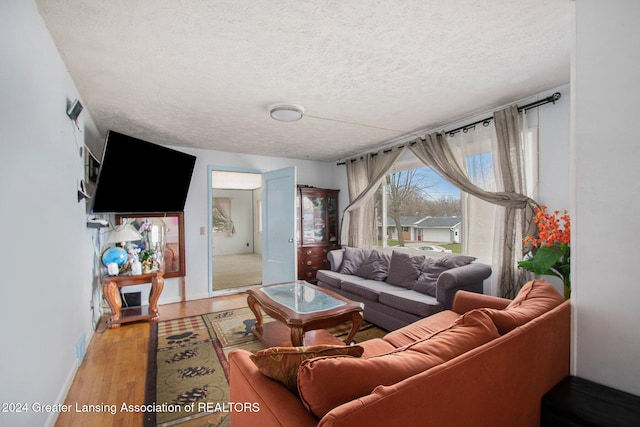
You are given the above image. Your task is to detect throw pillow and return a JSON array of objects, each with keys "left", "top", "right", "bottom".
[
  {"left": 250, "top": 345, "right": 364, "bottom": 393},
  {"left": 386, "top": 250, "right": 426, "bottom": 289},
  {"left": 297, "top": 310, "right": 499, "bottom": 418},
  {"left": 412, "top": 258, "right": 442, "bottom": 297},
  {"left": 356, "top": 250, "right": 391, "bottom": 281},
  {"left": 481, "top": 279, "right": 565, "bottom": 334},
  {"left": 339, "top": 247, "right": 371, "bottom": 275},
  {"left": 435, "top": 254, "right": 476, "bottom": 268},
  {"left": 413, "top": 255, "right": 477, "bottom": 297}
]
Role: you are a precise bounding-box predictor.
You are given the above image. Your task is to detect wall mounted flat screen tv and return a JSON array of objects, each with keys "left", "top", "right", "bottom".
[{"left": 91, "top": 131, "right": 197, "bottom": 213}]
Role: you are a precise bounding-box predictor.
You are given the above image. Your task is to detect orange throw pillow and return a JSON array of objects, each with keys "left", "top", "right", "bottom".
[
  {"left": 250, "top": 345, "right": 364, "bottom": 393},
  {"left": 297, "top": 310, "right": 499, "bottom": 418},
  {"left": 483, "top": 279, "right": 564, "bottom": 334}
]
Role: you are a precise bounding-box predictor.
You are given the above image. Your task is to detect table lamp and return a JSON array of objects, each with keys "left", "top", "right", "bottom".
[{"left": 102, "top": 223, "right": 143, "bottom": 275}]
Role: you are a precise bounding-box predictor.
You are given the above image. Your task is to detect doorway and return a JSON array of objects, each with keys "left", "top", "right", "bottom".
[{"left": 210, "top": 168, "right": 263, "bottom": 295}]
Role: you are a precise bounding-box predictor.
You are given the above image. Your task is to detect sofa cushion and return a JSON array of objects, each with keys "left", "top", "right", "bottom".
[
  {"left": 315, "top": 270, "right": 351, "bottom": 289},
  {"left": 358, "top": 338, "right": 397, "bottom": 357},
  {"left": 386, "top": 250, "right": 426, "bottom": 289},
  {"left": 378, "top": 289, "right": 441, "bottom": 317},
  {"left": 341, "top": 278, "right": 398, "bottom": 301},
  {"left": 482, "top": 279, "right": 564, "bottom": 334},
  {"left": 250, "top": 345, "right": 364, "bottom": 393},
  {"left": 383, "top": 309, "right": 461, "bottom": 347},
  {"left": 297, "top": 310, "right": 500, "bottom": 418},
  {"left": 356, "top": 250, "right": 391, "bottom": 281},
  {"left": 339, "top": 247, "right": 371, "bottom": 275}
]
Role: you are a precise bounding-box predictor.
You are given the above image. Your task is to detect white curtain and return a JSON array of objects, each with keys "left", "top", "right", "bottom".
[
  {"left": 213, "top": 197, "right": 236, "bottom": 236},
  {"left": 452, "top": 121, "right": 499, "bottom": 264},
  {"left": 409, "top": 106, "right": 539, "bottom": 298},
  {"left": 341, "top": 146, "right": 405, "bottom": 248}
]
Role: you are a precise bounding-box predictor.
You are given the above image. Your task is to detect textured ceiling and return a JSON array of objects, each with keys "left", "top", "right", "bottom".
[{"left": 36, "top": 0, "right": 571, "bottom": 162}]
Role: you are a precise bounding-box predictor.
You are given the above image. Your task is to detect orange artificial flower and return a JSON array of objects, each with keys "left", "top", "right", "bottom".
[{"left": 524, "top": 205, "right": 570, "bottom": 248}]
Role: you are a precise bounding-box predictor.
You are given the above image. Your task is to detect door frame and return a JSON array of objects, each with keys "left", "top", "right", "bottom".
[{"left": 208, "top": 165, "right": 263, "bottom": 296}]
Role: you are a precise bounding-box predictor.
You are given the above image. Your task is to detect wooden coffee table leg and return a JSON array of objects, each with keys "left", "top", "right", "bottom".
[
  {"left": 247, "top": 294, "right": 264, "bottom": 331},
  {"left": 290, "top": 326, "right": 304, "bottom": 347},
  {"left": 344, "top": 312, "right": 364, "bottom": 344}
]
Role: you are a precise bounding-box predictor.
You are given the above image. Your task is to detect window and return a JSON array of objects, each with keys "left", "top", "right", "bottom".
[
  {"left": 377, "top": 123, "right": 500, "bottom": 257},
  {"left": 378, "top": 152, "right": 461, "bottom": 251},
  {"left": 212, "top": 197, "right": 235, "bottom": 235},
  {"left": 212, "top": 206, "right": 230, "bottom": 233}
]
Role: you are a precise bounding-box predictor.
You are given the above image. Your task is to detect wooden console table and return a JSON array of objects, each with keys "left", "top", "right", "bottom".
[{"left": 102, "top": 272, "right": 164, "bottom": 328}]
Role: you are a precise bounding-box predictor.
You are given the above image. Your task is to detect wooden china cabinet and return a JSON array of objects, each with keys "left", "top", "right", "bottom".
[{"left": 297, "top": 186, "right": 340, "bottom": 283}]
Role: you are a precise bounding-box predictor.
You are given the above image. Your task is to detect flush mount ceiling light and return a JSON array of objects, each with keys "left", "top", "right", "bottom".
[{"left": 268, "top": 103, "right": 305, "bottom": 122}]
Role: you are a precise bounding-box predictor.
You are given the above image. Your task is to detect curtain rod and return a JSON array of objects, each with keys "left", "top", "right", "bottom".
[{"left": 336, "top": 92, "right": 561, "bottom": 165}]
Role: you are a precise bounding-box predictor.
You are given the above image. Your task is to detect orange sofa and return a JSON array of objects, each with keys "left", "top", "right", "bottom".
[{"left": 229, "top": 280, "right": 570, "bottom": 427}]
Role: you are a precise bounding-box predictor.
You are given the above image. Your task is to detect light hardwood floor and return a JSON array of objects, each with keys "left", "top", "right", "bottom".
[{"left": 55, "top": 293, "right": 248, "bottom": 427}]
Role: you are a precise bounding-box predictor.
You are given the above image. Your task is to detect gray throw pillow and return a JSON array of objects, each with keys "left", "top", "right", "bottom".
[
  {"left": 356, "top": 250, "right": 391, "bottom": 281},
  {"left": 413, "top": 258, "right": 441, "bottom": 297},
  {"left": 386, "top": 250, "right": 426, "bottom": 289},
  {"left": 435, "top": 254, "right": 476, "bottom": 268},
  {"left": 413, "top": 255, "right": 477, "bottom": 297},
  {"left": 339, "top": 247, "right": 371, "bottom": 275}
]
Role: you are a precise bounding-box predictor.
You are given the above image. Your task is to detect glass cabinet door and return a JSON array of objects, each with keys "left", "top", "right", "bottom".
[
  {"left": 301, "top": 195, "right": 327, "bottom": 244},
  {"left": 327, "top": 195, "right": 338, "bottom": 244}
]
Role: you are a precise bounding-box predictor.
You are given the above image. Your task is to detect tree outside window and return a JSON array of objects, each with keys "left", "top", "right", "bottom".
[{"left": 379, "top": 164, "right": 461, "bottom": 248}]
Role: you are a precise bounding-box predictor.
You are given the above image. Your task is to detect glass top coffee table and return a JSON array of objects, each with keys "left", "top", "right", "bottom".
[{"left": 246, "top": 280, "right": 364, "bottom": 347}]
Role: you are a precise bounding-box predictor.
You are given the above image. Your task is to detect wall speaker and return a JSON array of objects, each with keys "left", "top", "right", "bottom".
[{"left": 67, "top": 99, "right": 83, "bottom": 121}]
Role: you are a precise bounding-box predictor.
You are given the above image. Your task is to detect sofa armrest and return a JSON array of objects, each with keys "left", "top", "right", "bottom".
[
  {"left": 229, "top": 349, "right": 318, "bottom": 427},
  {"left": 452, "top": 290, "right": 511, "bottom": 314},
  {"left": 436, "top": 263, "right": 492, "bottom": 310},
  {"left": 327, "top": 249, "right": 344, "bottom": 272}
]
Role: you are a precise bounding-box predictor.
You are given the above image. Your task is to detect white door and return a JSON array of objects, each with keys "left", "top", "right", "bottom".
[{"left": 262, "top": 166, "right": 297, "bottom": 284}]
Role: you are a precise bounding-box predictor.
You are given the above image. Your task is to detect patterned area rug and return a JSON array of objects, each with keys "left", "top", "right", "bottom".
[{"left": 145, "top": 306, "right": 386, "bottom": 427}]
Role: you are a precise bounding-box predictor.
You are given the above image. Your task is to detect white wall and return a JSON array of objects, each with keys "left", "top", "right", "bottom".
[
  {"left": 572, "top": 0, "right": 640, "bottom": 396},
  {"left": 160, "top": 148, "right": 343, "bottom": 301},
  {"left": 0, "top": 2, "right": 102, "bottom": 426},
  {"left": 535, "top": 84, "right": 571, "bottom": 213}
]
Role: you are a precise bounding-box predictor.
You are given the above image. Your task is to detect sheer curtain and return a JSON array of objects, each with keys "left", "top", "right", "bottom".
[
  {"left": 213, "top": 197, "right": 236, "bottom": 236},
  {"left": 341, "top": 146, "right": 405, "bottom": 248},
  {"left": 409, "top": 106, "right": 538, "bottom": 298},
  {"left": 453, "top": 122, "right": 499, "bottom": 265}
]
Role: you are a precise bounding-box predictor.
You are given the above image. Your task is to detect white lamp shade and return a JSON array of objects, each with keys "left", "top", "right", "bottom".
[{"left": 106, "top": 223, "right": 143, "bottom": 244}]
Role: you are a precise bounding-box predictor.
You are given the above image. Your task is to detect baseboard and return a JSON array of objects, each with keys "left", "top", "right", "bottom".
[
  {"left": 44, "top": 359, "right": 79, "bottom": 427},
  {"left": 45, "top": 327, "right": 95, "bottom": 427},
  {"left": 158, "top": 295, "right": 184, "bottom": 305},
  {"left": 185, "top": 292, "right": 214, "bottom": 301}
]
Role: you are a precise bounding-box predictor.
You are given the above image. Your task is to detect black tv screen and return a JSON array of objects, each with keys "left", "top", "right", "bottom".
[{"left": 91, "top": 131, "right": 196, "bottom": 213}]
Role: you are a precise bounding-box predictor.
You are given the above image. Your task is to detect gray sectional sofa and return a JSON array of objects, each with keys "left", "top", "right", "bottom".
[{"left": 316, "top": 247, "right": 492, "bottom": 331}]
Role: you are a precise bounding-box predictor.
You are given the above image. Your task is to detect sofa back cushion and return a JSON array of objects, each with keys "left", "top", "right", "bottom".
[
  {"left": 386, "top": 250, "right": 426, "bottom": 289},
  {"left": 482, "top": 279, "right": 564, "bottom": 334},
  {"left": 339, "top": 247, "right": 371, "bottom": 275},
  {"left": 356, "top": 250, "right": 391, "bottom": 281},
  {"left": 297, "top": 310, "right": 499, "bottom": 418}
]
